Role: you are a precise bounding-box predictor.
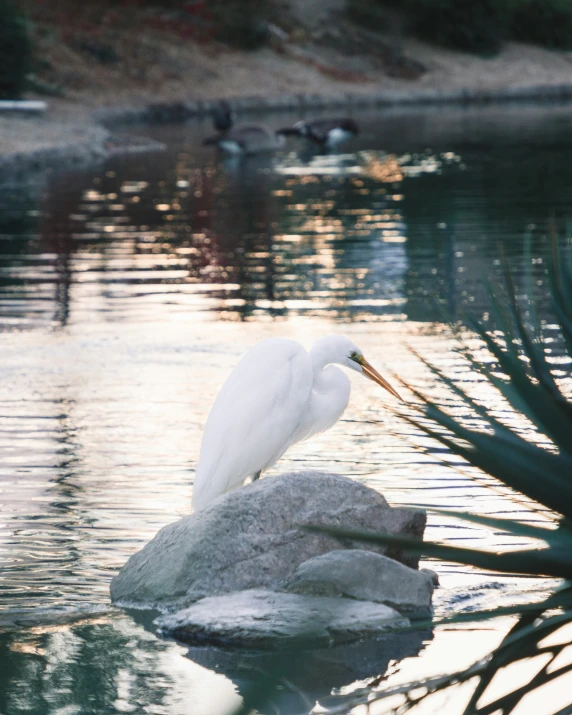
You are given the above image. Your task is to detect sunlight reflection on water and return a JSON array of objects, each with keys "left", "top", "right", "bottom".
[{"left": 1, "top": 104, "right": 572, "bottom": 714}]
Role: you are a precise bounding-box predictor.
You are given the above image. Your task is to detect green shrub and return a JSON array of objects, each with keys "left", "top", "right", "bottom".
[
  {"left": 347, "top": 0, "right": 404, "bottom": 32},
  {"left": 136, "top": 0, "right": 270, "bottom": 49},
  {"left": 370, "top": 0, "right": 572, "bottom": 53},
  {"left": 510, "top": 0, "right": 572, "bottom": 49},
  {"left": 0, "top": 0, "right": 31, "bottom": 99},
  {"left": 209, "top": 0, "right": 269, "bottom": 50},
  {"left": 408, "top": 0, "right": 509, "bottom": 55},
  {"left": 67, "top": 0, "right": 270, "bottom": 50}
]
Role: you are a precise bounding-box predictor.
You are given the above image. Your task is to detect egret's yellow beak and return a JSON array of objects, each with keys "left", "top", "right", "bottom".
[{"left": 361, "top": 358, "right": 403, "bottom": 401}]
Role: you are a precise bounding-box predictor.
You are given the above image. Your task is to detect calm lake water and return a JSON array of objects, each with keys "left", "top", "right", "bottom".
[{"left": 1, "top": 103, "right": 572, "bottom": 714}]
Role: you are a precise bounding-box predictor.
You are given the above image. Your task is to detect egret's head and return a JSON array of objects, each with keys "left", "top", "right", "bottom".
[
  {"left": 348, "top": 349, "right": 402, "bottom": 400},
  {"left": 312, "top": 335, "right": 402, "bottom": 401}
]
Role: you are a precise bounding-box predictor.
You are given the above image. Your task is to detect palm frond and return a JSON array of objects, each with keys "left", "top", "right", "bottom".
[
  {"left": 300, "top": 237, "right": 572, "bottom": 715},
  {"left": 426, "top": 508, "right": 568, "bottom": 543},
  {"left": 312, "top": 606, "right": 572, "bottom": 715},
  {"left": 303, "top": 524, "right": 572, "bottom": 579}
]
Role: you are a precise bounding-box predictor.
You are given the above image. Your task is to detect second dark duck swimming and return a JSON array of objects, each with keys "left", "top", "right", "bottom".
[{"left": 278, "top": 118, "right": 359, "bottom": 148}]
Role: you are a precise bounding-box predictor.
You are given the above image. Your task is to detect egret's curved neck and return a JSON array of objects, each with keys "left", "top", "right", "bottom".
[
  {"left": 310, "top": 343, "right": 336, "bottom": 377},
  {"left": 301, "top": 346, "right": 352, "bottom": 440}
]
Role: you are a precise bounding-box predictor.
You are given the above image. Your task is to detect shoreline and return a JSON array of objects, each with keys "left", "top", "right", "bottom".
[
  {"left": 4, "top": 79, "right": 572, "bottom": 179},
  {"left": 7, "top": 0, "right": 572, "bottom": 177},
  {"left": 96, "top": 82, "right": 572, "bottom": 125}
]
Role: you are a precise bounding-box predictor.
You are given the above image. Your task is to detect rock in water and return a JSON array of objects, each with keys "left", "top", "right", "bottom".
[
  {"left": 110, "top": 471, "right": 426, "bottom": 612},
  {"left": 156, "top": 589, "right": 408, "bottom": 649},
  {"left": 284, "top": 550, "right": 434, "bottom": 616}
]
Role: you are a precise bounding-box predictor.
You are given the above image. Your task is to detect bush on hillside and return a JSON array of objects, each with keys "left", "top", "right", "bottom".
[
  {"left": 368, "top": 0, "right": 572, "bottom": 54},
  {"left": 347, "top": 0, "right": 404, "bottom": 32},
  {"left": 208, "top": 0, "right": 269, "bottom": 49},
  {"left": 53, "top": 0, "right": 270, "bottom": 50},
  {"left": 510, "top": 0, "right": 572, "bottom": 49},
  {"left": 350, "top": 0, "right": 510, "bottom": 55},
  {"left": 407, "top": 0, "right": 509, "bottom": 56},
  {"left": 127, "top": 0, "right": 270, "bottom": 49},
  {"left": 0, "top": 0, "right": 31, "bottom": 98}
]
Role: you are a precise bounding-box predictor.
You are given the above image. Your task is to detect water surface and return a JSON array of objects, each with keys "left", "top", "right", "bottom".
[{"left": 1, "top": 103, "right": 572, "bottom": 714}]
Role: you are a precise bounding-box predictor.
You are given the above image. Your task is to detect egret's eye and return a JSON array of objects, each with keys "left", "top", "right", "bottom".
[{"left": 349, "top": 351, "right": 363, "bottom": 364}]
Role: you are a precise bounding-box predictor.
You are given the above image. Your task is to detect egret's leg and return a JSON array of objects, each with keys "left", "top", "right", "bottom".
[{"left": 252, "top": 470, "right": 262, "bottom": 482}]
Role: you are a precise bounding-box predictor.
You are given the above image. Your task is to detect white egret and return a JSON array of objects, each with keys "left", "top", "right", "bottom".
[{"left": 192, "top": 335, "right": 401, "bottom": 510}]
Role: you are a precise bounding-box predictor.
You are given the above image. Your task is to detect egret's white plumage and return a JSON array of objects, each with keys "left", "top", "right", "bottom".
[{"left": 192, "top": 335, "right": 400, "bottom": 510}]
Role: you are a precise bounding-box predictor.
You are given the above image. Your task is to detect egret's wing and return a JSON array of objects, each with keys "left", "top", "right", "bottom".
[{"left": 192, "top": 339, "right": 312, "bottom": 509}]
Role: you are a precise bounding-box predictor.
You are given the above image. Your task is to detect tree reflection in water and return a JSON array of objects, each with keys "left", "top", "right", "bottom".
[{"left": 2, "top": 104, "right": 572, "bottom": 715}]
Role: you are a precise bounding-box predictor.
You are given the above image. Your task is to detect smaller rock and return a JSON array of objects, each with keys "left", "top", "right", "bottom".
[
  {"left": 284, "top": 550, "right": 434, "bottom": 617},
  {"left": 156, "top": 589, "right": 407, "bottom": 649}
]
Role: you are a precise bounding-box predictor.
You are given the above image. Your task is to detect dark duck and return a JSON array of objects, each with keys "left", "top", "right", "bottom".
[
  {"left": 278, "top": 118, "right": 359, "bottom": 148},
  {"left": 203, "top": 101, "right": 285, "bottom": 155}
]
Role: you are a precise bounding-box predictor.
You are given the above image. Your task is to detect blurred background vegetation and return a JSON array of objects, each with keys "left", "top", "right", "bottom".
[
  {"left": 350, "top": 0, "right": 572, "bottom": 55},
  {"left": 0, "top": 0, "right": 31, "bottom": 98},
  {"left": 4, "top": 0, "right": 572, "bottom": 99}
]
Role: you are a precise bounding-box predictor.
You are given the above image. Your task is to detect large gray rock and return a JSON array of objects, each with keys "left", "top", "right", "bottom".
[
  {"left": 111, "top": 472, "right": 426, "bottom": 611},
  {"left": 284, "top": 550, "right": 434, "bottom": 616},
  {"left": 156, "top": 589, "right": 408, "bottom": 649}
]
